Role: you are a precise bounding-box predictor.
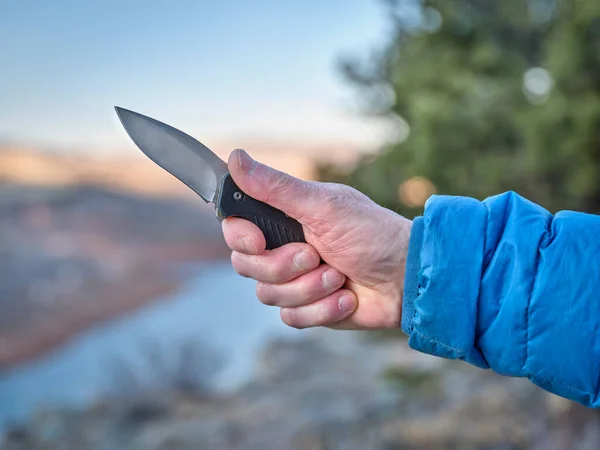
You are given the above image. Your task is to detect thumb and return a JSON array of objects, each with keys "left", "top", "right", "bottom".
[{"left": 227, "top": 149, "right": 320, "bottom": 220}]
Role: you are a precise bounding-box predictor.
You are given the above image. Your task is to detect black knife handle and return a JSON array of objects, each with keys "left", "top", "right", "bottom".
[{"left": 216, "top": 173, "right": 306, "bottom": 250}]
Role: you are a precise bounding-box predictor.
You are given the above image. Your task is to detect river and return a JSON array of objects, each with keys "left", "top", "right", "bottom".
[{"left": 0, "top": 262, "right": 308, "bottom": 428}]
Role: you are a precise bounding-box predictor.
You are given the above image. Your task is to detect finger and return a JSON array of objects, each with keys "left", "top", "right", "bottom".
[
  {"left": 280, "top": 289, "right": 358, "bottom": 329},
  {"left": 227, "top": 149, "right": 321, "bottom": 220},
  {"left": 231, "top": 243, "right": 320, "bottom": 284},
  {"left": 256, "top": 265, "right": 346, "bottom": 308},
  {"left": 222, "top": 217, "right": 266, "bottom": 255}
]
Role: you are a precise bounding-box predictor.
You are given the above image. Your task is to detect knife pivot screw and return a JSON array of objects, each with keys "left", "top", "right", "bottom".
[{"left": 233, "top": 191, "right": 244, "bottom": 202}]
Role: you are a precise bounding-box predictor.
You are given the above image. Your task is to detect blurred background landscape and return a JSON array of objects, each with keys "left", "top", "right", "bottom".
[{"left": 1, "top": 0, "right": 600, "bottom": 449}]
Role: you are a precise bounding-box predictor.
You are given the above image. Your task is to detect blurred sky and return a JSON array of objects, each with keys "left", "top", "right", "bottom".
[{"left": 0, "top": 0, "right": 393, "bottom": 153}]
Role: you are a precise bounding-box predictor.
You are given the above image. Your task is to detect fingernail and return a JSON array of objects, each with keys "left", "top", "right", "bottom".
[
  {"left": 240, "top": 236, "right": 258, "bottom": 254},
  {"left": 238, "top": 149, "right": 258, "bottom": 174},
  {"left": 322, "top": 269, "right": 342, "bottom": 289},
  {"left": 294, "top": 250, "right": 318, "bottom": 271},
  {"left": 338, "top": 294, "right": 356, "bottom": 314}
]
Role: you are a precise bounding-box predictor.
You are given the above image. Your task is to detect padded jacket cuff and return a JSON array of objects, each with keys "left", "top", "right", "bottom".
[
  {"left": 401, "top": 216, "right": 423, "bottom": 334},
  {"left": 401, "top": 195, "right": 489, "bottom": 369}
]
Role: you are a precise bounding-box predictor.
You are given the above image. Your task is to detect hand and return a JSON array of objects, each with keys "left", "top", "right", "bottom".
[{"left": 221, "top": 149, "right": 412, "bottom": 330}]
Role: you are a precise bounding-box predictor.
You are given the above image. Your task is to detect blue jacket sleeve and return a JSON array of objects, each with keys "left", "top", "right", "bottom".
[{"left": 402, "top": 191, "right": 600, "bottom": 407}]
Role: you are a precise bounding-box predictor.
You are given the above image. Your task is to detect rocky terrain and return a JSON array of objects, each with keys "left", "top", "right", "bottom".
[
  {"left": 2, "top": 336, "right": 599, "bottom": 450},
  {"left": 2, "top": 152, "right": 600, "bottom": 450},
  {"left": 0, "top": 183, "right": 229, "bottom": 368}
]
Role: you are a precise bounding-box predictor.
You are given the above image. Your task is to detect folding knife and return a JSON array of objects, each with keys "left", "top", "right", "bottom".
[{"left": 115, "top": 107, "right": 305, "bottom": 250}]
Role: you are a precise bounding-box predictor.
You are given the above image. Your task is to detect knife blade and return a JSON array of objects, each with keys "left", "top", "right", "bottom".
[{"left": 115, "top": 107, "right": 306, "bottom": 250}]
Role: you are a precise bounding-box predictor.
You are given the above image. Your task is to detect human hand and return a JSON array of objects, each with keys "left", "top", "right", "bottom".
[{"left": 222, "top": 149, "right": 412, "bottom": 330}]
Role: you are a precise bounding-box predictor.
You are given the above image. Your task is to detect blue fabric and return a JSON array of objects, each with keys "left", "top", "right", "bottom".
[
  {"left": 402, "top": 191, "right": 600, "bottom": 407},
  {"left": 401, "top": 216, "right": 423, "bottom": 334}
]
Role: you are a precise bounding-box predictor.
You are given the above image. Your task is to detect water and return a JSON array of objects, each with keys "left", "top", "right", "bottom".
[{"left": 0, "top": 262, "right": 303, "bottom": 428}]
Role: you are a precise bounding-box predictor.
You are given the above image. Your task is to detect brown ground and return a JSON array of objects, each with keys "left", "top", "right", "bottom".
[{"left": 0, "top": 183, "right": 231, "bottom": 369}]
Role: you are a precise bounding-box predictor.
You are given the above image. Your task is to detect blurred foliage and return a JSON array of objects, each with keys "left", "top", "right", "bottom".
[
  {"left": 321, "top": 0, "right": 600, "bottom": 215},
  {"left": 104, "top": 339, "right": 222, "bottom": 399}
]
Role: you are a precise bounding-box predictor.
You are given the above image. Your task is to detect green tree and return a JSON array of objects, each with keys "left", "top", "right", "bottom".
[{"left": 323, "top": 0, "right": 600, "bottom": 215}]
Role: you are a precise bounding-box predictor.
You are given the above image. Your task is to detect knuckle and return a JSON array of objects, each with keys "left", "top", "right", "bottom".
[
  {"left": 313, "top": 304, "right": 331, "bottom": 326},
  {"left": 250, "top": 255, "right": 263, "bottom": 275},
  {"left": 256, "top": 283, "right": 277, "bottom": 306},
  {"left": 232, "top": 252, "right": 260, "bottom": 279},
  {"left": 238, "top": 235, "right": 258, "bottom": 254},
  {"left": 332, "top": 184, "right": 365, "bottom": 209},
  {"left": 325, "top": 186, "right": 352, "bottom": 207},
  {"left": 263, "top": 173, "right": 295, "bottom": 204},
  {"left": 265, "top": 264, "right": 283, "bottom": 283},
  {"left": 267, "top": 256, "right": 291, "bottom": 282},
  {"left": 230, "top": 253, "right": 246, "bottom": 276},
  {"left": 280, "top": 309, "right": 305, "bottom": 329},
  {"left": 272, "top": 173, "right": 294, "bottom": 192},
  {"left": 238, "top": 254, "right": 261, "bottom": 278}
]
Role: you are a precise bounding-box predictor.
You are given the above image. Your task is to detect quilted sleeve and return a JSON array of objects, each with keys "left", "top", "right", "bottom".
[{"left": 401, "top": 191, "right": 600, "bottom": 407}]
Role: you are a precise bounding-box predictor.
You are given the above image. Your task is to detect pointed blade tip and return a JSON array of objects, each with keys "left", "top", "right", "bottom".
[
  {"left": 114, "top": 106, "right": 129, "bottom": 124},
  {"left": 114, "top": 106, "right": 133, "bottom": 118},
  {"left": 114, "top": 107, "right": 155, "bottom": 128}
]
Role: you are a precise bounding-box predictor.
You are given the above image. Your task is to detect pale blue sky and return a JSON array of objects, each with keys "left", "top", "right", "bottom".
[{"left": 0, "top": 0, "right": 394, "bottom": 153}]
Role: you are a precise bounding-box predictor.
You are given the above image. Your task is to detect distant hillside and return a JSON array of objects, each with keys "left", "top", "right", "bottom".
[
  {"left": 0, "top": 183, "right": 228, "bottom": 369},
  {"left": 0, "top": 140, "right": 365, "bottom": 198},
  {"left": 0, "top": 146, "right": 199, "bottom": 198}
]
